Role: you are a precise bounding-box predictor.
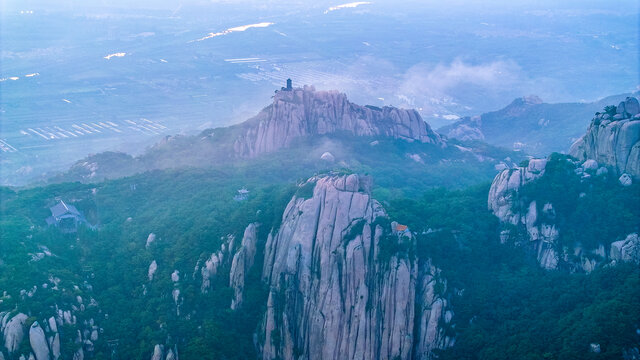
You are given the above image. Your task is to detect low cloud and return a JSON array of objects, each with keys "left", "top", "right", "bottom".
[
  {"left": 308, "top": 57, "right": 533, "bottom": 117},
  {"left": 396, "top": 59, "right": 523, "bottom": 110}
]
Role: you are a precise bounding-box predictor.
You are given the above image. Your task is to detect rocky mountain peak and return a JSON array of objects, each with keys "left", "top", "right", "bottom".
[
  {"left": 517, "top": 95, "right": 543, "bottom": 106},
  {"left": 233, "top": 85, "right": 443, "bottom": 157},
  {"left": 569, "top": 96, "right": 640, "bottom": 180},
  {"left": 501, "top": 95, "right": 543, "bottom": 116},
  {"left": 259, "top": 173, "right": 454, "bottom": 359}
]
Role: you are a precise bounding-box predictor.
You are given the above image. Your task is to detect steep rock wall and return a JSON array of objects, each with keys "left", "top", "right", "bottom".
[
  {"left": 570, "top": 96, "right": 640, "bottom": 180},
  {"left": 259, "top": 174, "right": 453, "bottom": 360}
]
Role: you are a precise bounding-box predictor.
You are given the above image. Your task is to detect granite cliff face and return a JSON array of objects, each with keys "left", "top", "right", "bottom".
[
  {"left": 233, "top": 86, "right": 443, "bottom": 157},
  {"left": 488, "top": 154, "right": 640, "bottom": 271},
  {"left": 487, "top": 159, "right": 560, "bottom": 269},
  {"left": 258, "top": 174, "right": 453, "bottom": 360},
  {"left": 570, "top": 96, "right": 640, "bottom": 180},
  {"left": 230, "top": 223, "right": 258, "bottom": 310}
]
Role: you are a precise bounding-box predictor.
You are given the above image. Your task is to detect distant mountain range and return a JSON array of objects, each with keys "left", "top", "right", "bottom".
[{"left": 439, "top": 93, "right": 637, "bottom": 156}]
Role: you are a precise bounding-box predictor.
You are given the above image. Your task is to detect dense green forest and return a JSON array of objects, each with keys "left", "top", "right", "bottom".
[
  {"left": 385, "top": 184, "right": 640, "bottom": 359},
  {"left": 1, "top": 152, "right": 639, "bottom": 359}
]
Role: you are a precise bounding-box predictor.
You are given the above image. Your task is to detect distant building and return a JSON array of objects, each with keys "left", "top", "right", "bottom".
[
  {"left": 281, "top": 78, "right": 293, "bottom": 91},
  {"left": 392, "top": 222, "right": 411, "bottom": 236},
  {"left": 234, "top": 188, "right": 250, "bottom": 201},
  {"left": 46, "top": 200, "right": 87, "bottom": 233}
]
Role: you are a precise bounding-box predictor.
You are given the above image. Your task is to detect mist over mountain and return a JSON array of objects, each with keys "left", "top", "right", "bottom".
[
  {"left": 1, "top": 1, "right": 639, "bottom": 360},
  {"left": 1, "top": 0, "right": 638, "bottom": 185}
]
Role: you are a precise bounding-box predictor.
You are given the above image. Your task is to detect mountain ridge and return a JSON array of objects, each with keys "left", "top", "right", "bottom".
[{"left": 439, "top": 92, "right": 636, "bottom": 156}]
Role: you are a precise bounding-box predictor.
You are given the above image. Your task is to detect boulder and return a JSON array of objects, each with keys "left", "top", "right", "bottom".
[
  {"left": 610, "top": 233, "right": 640, "bottom": 264},
  {"left": 145, "top": 233, "right": 156, "bottom": 248},
  {"left": 625, "top": 97, "right": 640, "bottom": 116},
  {"left": 29, "top": 322, "right": 50, "bottom": 360},
  {"left": 617, "top": 101, "right": 627, "bottom": 115},
  {"left": 150, "top": 344, "right": 164, "bottom": 360},
  {"left": 619, "top": 173, "right": 632, "bottom": 186},
  {"left": 582, "top": 159, "right": 598, "bottom": 170},
  {"left": 47, "top": 317, "right": 57, "bottom": 334},
  {"left": 3, "top": 313, "right": 27, "bottom": 353},
  {"left": 148, "top": 260, "right": 157, "bottom": 281}
]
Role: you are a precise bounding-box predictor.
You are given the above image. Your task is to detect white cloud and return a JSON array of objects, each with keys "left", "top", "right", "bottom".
[
  {"left": 398, "top": 59, "right": 522, "bottom": 102},
  {"left": 324, "top": 2, "right": 371, "bottom": 14},
  {"left": 190, "top": 22, "right": 274, "bottom": 42},
  {"left": 104, "top": 52, "right": 126, "bottom": 60}
]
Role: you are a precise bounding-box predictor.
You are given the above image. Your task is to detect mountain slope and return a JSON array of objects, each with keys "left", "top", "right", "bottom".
[
  {"left": 51, "top": 86, "right": 519, "bottom": 192},
  {"left": 439, "top": 93, "right": 635, "bottom": 156}
]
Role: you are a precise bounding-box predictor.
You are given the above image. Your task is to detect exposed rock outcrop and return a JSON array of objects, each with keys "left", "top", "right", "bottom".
[
  {"left": 50, "top": 333, "right": 60, "bottom": 360},
  {"left": 488, "top": 158, "right": 561, "bottom": 269},
  {"left": 148, "top": 260, "right": 158, "bottom": 281},
  {"left": 259, "top": 174, "right": 453, "bottom": 360},
  {"left": 73, "top": 348, "right": 83, "bottom": 360},
  {"left": 489, "top": 154, "right": 639, "bottom": 271},
  {"left": 146, "top": 233, "right": 156, "bottom": 249},
  {"left": 488, "top": 158, "right": 547, "bottom": 224},
  {"left": 570, "top": 96, "right": 640, "bottom": 179},
  {"left": 233, "top": 86, "right": 443, "bottom": 158},
  {"left": 230, "top": 223, "right": 258, "bottom": 310},
  {"left": 29, "top": 322, "right": 49, "bottom": 360},
  {"left": 444, "top": 120, "right": 485, "bottom": 142},
  {"left": 200, "top": 235, "right": 235, "bottom": 293},
  {"left": 150, "top": 344, "right": 164, "bottom": 360},
  {"left": 610, "top": 233, "right": 640, "bottom": 264},
  {"left": 414, "top": 261, "right": 455, "bottom": 358},
  {"left": 165, "top": 349, "right": 175, "bottom": 360},
  {"left": 3, "top": 313, "right": 27, "bottom": 354}
]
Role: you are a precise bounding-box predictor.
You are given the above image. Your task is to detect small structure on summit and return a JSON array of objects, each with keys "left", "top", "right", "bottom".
[
  {"left": 280, "top": 78, "right": 293, "bottom": 91},
  {"left": 46, "top": 200, "right": 88, "bottom": 233}
]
